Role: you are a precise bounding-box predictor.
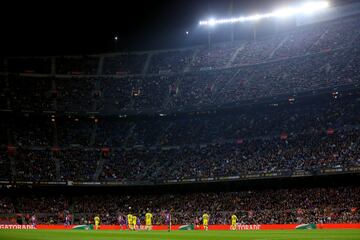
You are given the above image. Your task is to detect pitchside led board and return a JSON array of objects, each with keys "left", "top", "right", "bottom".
[{"left": 1, "top": 223, "right": 360, "bottom": 230}]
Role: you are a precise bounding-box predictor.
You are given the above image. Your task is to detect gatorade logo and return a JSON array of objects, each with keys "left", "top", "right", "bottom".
[
  {"left": 237, "top": 225, "right": 261, "bottom": 230},
  {"left": 0, "top": 225, "right": 36, "bottom": 229}
]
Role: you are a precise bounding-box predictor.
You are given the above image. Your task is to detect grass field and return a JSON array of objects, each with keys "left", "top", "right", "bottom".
[{"left": 0, "top": 230, "right": 359, "bottom": 240}]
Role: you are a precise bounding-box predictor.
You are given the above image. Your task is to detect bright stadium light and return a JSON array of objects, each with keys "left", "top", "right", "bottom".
[
  {"left": 273, "top": 7, "right": 297, "bottom": 18},
  {"left": 299, "top": 1, "right": 329, "bottom": 14},
  {"left": 199, "top": 1, "right": 329, "bottom": 26},
  {"left": 208, "top": 18, "right": 216, "bottom": 26}
]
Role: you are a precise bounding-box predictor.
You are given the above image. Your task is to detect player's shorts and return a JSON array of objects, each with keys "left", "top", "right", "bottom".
[
  {"left": 232, "top": 222, "right": 236, "bottom": 226},
  {"left": 203, "top": 220, "right": 208, "bottom": 226},
  {"left": 146, "top": 220, "right": 152, "bottom": 226}
]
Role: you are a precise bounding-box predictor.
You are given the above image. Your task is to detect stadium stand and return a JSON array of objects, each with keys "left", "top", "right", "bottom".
[
  {"left": 0, "top": 186, "right": 358, "bottom": 224},
  {"left": 0, "top": 15, "right": 358, "bottom": 113},
  {"left": 0, "top": 92, "right": 359, "bottom": 182},
  {"left": 148, "top": 49, "right": 194, "bottom": 74},
  {"left": 0, "top": 13, "right": 359, "bottom": 225},
  {"left": 102, "top": 53, "right": 147, "bottom": 75},
  {"left": 7, "top": 58, "right": 52, "bottom": 74},
  {"left": 55, "top": 57, "right": 99, "bottom": 75}
]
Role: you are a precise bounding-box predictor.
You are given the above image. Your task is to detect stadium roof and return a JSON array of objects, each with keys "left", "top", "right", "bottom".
[{"left": 1, "top": 0, "right": 356, "bottom": 57}]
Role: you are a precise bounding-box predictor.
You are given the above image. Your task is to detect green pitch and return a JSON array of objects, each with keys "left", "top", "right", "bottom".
[{"left": 0, "top": 229, "right": 359, "bottom": 240}]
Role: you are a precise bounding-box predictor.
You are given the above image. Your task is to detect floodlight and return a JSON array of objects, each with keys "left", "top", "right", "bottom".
[
  {"left": 198, "top": 1, "right": 329, "bottom": 26},
  {"left": 273, "top": 7, "right": 297, "bottom": 18},
  {"left": 300, "top": 1, "right": 329, "bottom": 14},
  {"left": 208, "top": 18, "right": 216, "bottom": 26}
]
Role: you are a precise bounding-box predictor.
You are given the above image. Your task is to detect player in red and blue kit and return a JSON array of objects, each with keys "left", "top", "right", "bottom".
[
  {"left": 165, "top": 212, "right": 171, "bottom": 232},
  {"left": 31, "top": 214, "right": 36, "bottom": 227},
  {"left": 65, "top": 214, "right": 71, "bottom": 226},
  {"left": 195, "top": 216, "right": 200, "bottom": 229},
  {"left": 118, "top": 214, "right": 125, "bottom": 230},
  {"left": 136, "top": 217, "right": 141, "bottom": 229}
]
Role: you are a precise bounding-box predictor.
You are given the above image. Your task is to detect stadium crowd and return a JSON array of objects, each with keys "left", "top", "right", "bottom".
[
  {"left": 2, "top": 45, "right": 359, "bottom": 113},
  {"left": 0, "top": 92, "right": 359, "bottom": 182},
  {"left": 0, "top": 186, "right": 358, "bottom": 224},
  {"left": 0, "top": 14, "right": 359, "bottom": 113}
]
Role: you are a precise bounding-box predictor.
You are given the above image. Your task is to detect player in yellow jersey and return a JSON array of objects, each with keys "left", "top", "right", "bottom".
[
  {"left": 145, "top": 211, "right": 153, "bottom": 230},
  {"left": 202, "top": 212, "right": 209, "bottom": 231},
  {"left": 94, "top": 215, "right": 100, "bottom": 230},
  {"left": 132, "top": 215, "right": 137, "bottom": 230},
  {"left": 230, "top": 214, "right": 238, "bottom": 230},
  {"left": 127, "top": 213, "right": 133, "bottom": 230}
]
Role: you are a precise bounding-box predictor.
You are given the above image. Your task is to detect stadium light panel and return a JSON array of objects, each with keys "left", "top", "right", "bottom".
[
  {"left": 299, "top": 1, "right": 330, "bottom": 14},
  {"left": 199, "top": 1, "right": 329, "bottom": 26},
  {"left": 273, "top": 7, "right": 297, "bottom": 18},
  {"left": 208, "top": 18, "right": 216, "bottom": 26}
]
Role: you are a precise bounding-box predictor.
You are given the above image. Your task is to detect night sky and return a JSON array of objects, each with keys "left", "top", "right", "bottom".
[{"left": 1, "top": 0, "right": 355, "bottom": 56}]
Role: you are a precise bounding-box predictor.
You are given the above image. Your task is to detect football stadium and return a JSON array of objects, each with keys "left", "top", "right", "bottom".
[{"left": 0, "top": 0, "right": 360, "bottom": 239}]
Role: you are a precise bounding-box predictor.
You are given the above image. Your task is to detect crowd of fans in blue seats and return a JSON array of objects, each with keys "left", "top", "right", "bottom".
[
  {"left": 56, "top": 149, "right": 100, "bottom": 181},
  {"left": 0, "top": 15, "right": 359, "bottom": 113},
  {"left": 0, "top": 92, "right": 359, "bottom": 182},
  {"left": 1, "top": 47, "right": 359, "bottom": 113},
  {"left": 14, "top": 149, "right": 56, "bottom": 182}
]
